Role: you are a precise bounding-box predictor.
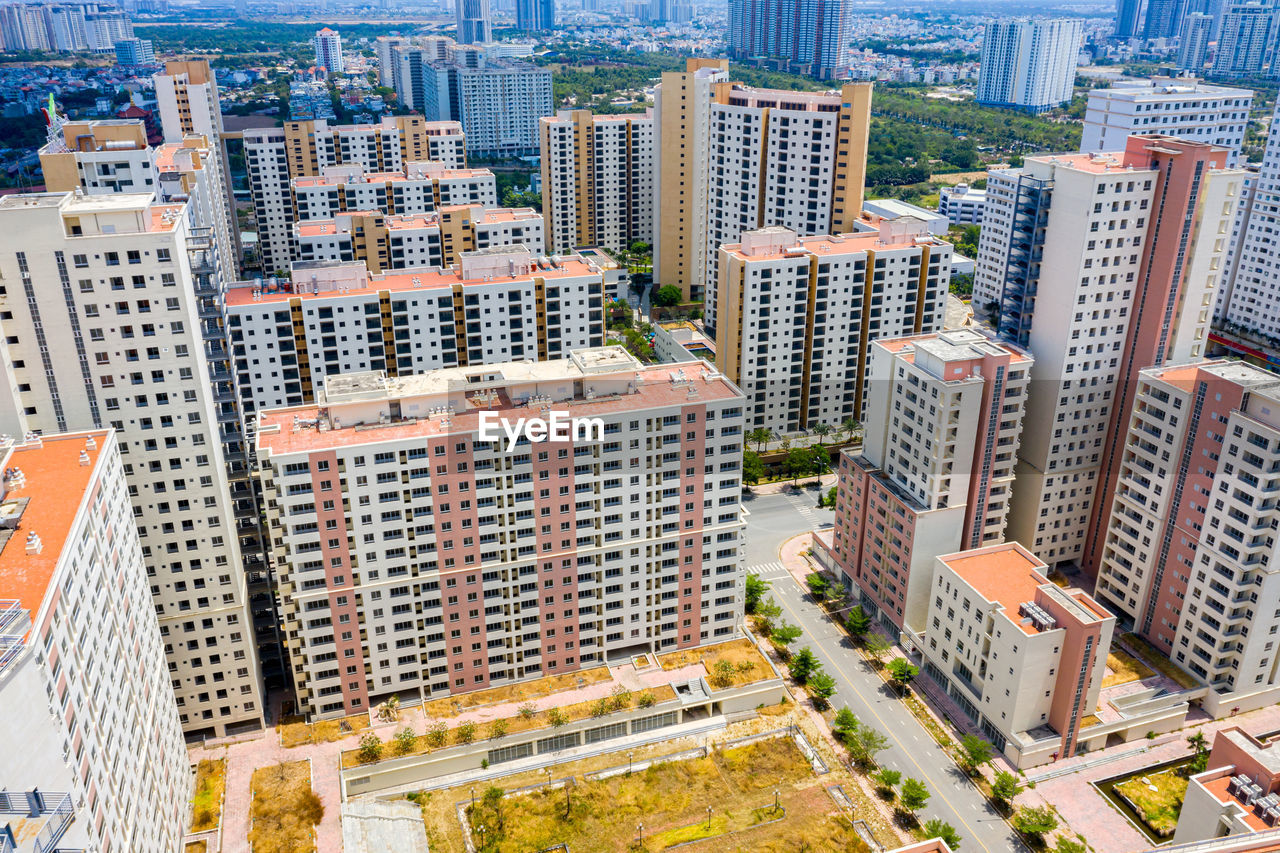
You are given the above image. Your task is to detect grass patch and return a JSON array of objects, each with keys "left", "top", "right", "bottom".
[
  {"left": 185, "top": 843, "right": 207, "bottom": 853},
  {"left": 190, "top": 758, "right": 226, "bottom": 833},
  {"left": 1120, "top": 634, "right": 1202, "bottom": 690},
  {"left": 279, "top": 712, "right": 370, "bottom": 748},
  {"left": 459, "top": 737, "right": 869, "bottom": 852},
  {"left": 418, "top": 666, "right": 611, "bottom": 719},
  {"left": 248, "top": 760, "right": 323, "bottom": 853},
  {"left": 1115, "top": 768, "right": 1189, "bottom": 837},
  {"left": 341, "top": 684, "right": 678, "bottom": 769},
  {"left": 1103, "top": 650, "right": 1156, "bottom": 688},
  {"left": 657, "top": 638, "right": 773, "bottom": 688}
]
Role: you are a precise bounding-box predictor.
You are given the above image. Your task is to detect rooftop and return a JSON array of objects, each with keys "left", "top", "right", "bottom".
[
  {"left": 940, "top": 543, "right": 1051, "bottom": 635},
  {"left": 725, "top": 219, "right": 946, "bottom": 262},
  {"left": 876, "top": 329, "right": 1032, "bottom": 372}
]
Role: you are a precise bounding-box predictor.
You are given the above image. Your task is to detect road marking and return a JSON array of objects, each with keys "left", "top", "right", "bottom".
[
  {"left": 745, "top": 561, "right": 788, "bottom": 578},
  {"left": 770, "top": 590, "right": 1007, "bottom": 853}
]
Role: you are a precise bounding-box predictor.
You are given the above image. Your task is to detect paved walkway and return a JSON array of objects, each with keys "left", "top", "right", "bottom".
[{"left": 187, "top": 659, "right": 710, "bottom": 853}]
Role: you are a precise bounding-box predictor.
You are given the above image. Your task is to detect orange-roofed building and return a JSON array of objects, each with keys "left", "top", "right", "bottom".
[
  {"left": 1176, "top": 728, "right": 1280, "bottom": 844},
  {"left": 0, "top": 431, "right": 188, "bottom": 853}
]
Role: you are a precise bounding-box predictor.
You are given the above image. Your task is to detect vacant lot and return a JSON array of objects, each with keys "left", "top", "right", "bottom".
[
  {"left": 248, "top": 760, "right": 323, "bottom": 853},
  {"left": 1116, "top": 768, "right": 1189, "bottom": 837}
]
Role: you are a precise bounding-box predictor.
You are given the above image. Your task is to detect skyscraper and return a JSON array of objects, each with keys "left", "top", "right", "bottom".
[
  {"left": 516, "top": 0, "right": 554, "bottom": 30},
  {"left": 456, "top": 0, "right": 492, "bottom": 44},
  {"left": 313, "top": 26, "right": 344, "bottom": 74},
  {"left": 1212, "top": 0, "right": 1278, "bottom": 77},
  {"left": 1177, "top": 12, "right": 1214, "bottom": 69},
  {"left": 1143, "top": 0, "right": 1188, "bottom": 37},
  {"left": 1115, "top": 0, "right": 1146, "bottom": 37},
  {"left": 726, "top": 0, "right": 853, "bottom": 79},
  {"left": 975, "top": 19, "right": 1083, "bottom": 113}
]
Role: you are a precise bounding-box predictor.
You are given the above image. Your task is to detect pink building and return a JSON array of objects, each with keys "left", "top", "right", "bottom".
[
  {"left": 1175, "top": 727, "right": 1280, "bottom": 843},
  {"left": 821, "top": 329, "right": 1031, "bottom": 635}
]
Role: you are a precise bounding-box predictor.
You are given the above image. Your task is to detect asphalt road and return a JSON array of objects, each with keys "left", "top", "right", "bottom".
[{"left": 741, "top": 488, "right": 1026, "bottom": 853}]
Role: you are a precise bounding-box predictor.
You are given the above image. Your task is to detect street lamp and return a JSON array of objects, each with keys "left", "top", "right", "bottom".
[
  {"left": 470, "top": 785, "right": 476, "bottom": 809},
  {"left": 773, "top": 787, "right": 780, "bottom": 812},
  {"left": 706, "top": 805, "right": 712, "bottom": 829},
  {"left": 478, "top": 824, "right": 486, "bottom": 849},
  {"left": 636, "top": 821, "right": 644, "bottom": 848},
  {"left": 627, "top": 750, "right": 634, "bottom": 774},
  {"left": 544, "top": 767, "right": 553, "bottom": 790}
]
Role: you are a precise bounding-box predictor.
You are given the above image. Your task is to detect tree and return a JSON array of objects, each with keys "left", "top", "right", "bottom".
[
  {"left": 785, "top": 447, "right": 810, "bottom": 483},
  {"left": 1188, "top": 730, "right": 1211, "bottom": 773},
  {"left": 455, "top": 721, "right": 477, "bottom": 744},
  {"left": 549, "top": 707, "right": 567, "bottom": 727},
  {"left": 848, "top": 724, "right": 890, "bottom": 767},
  {"left": 771, "top": 620, "right": 803, "bottom": 647},
  {"left": 958, "top": 734, "right": 993, "bottom": 774},
  {"left": 845, "top": 605, "right": 872, "bottom": 643},
  {"left": 991, "top": 770, "right": 1023, "bottom": 806},
  {"left": 864, "top": 633, "right": 891, "bottom": 663},
  {"left": 789, "top": 646, "right": 819, "bottom": 684},
  {"left": 358, "top": 732, "right": 383, "bottom": 763},
  {"left": 833, "top": 706, "right": 858, "bottom": 740},
  {"left": 806, "top": 572, "right": 830, "bottom": 601},
  {"left": 712, "top": 659, "right": 737, "bottom": 688},
  {"left": 653, "top": 285, "right": 683, "bottom": 307},
  {"left": 840, "top": 417, "right": 860, "bottom": 442},
  {"left": 811, "top": 422, "right": 832, "bottom": 445},
  {"left": 489, "top": 718, "right": 508, "bottom": 739},
  {"left": 1012, "top": 805, "right": 1059, "bottom": 840},
  {"left": 874, "top": 767, "right": 902, "bottom": 795},
  {"left": 808, "top": 670, "right": 837, "bottom": 708},
  {"left": 900, "top": 778, "right": 929, "bottom": 815},
  {"left": 426, "top": 721, "right": 448, "bottom": 748},
  {"left": 923, "top": 819, "right": 962, "bottom": 850},
  {"left": 756, "top": 596, "right": 783, "bottom": 634},
  {"left": 744, "top": 572, "right": 770, "bottom": 613},
  {"left": 886, "top": 658, "right": 919, "bottom": 693},
  {"left": 1053, "top": 836, "right": 1088, "bottom": 853},
  {"left": 747, "top": 427, "right": 773, "bottom": 452},
  {"left": 393, "top": 726, "right": 417, "bottom": 755},
  {"left": 743, "top": 450, "right": 766, "bottom": 485}
]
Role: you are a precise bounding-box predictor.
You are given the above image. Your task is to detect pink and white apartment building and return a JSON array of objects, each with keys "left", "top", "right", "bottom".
[
  {"left": 1174, "top": 727, "right": 1280, "bottom": 845},
  {"left": 819, "top": 329, "right": 1032, "bottom": 636},
  {"left": 0, "top": 430, "right": 188, "bottom": 853},
  {"left": 917, "top": 543, "right": 1115, "bottom": 768},
  {"left": 255, "top": 347, "right": 748, "bottom": 720},
  {"left": 1096, "top": 360, "right": 1280, "bottom": 714}
]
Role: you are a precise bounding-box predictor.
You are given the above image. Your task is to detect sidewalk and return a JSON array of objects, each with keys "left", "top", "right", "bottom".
[{"left": 748, "top": 472, "right": 837, "bottom": 496}]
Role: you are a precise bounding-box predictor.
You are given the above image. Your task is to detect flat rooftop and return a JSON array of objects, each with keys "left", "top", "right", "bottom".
[
  {"left": 940, "top": 543, "right": 1050, "bottom": 635},
  {"left": 877, "top": 329, "right": 1032, "bottom": 369}
]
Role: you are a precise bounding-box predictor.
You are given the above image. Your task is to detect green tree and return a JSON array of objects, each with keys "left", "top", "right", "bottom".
[
  {"left": 845, "top": 605, "right": 872, "bottom": 643},
  {"left": 789, "top": 646, "right": 819, "bottom": 684},
  {"left": 887, "top": 658, "right": 919, "bottom": 693},
  {"left": 991, "top": 770, "right": 1023, "bottom": 806},
  {"left": 771, "top": 620, "right": 803, "bottom": 647},
  {"left": 743, "top": 449, "right": 766, "bottom": 485},
  {"left": 923, "top": 819, "right": 962, "bottom": 850},
  {"left": 1054, "top": 836, "right": 1087, "bottom": 853},
  {"left": 864, "top": 633, "right": 891, "bottom": 663},
  {"left": 1188, "top": 730, "right": 1211, "bottom": 773},
  {"left": 549, "top": 707, "right": 567, "bottom": 727},
  {"left": 900, "top": 778, "right": 929, "bottom": 815},
  {"left": 756, "top": 596, "right": 783, "bottom": 634},
  {"left": 426, "top": 721, "right": 448, "bottom": 748},
  {"left": 393, "top": 726, "right": 417, "bottom": 755},
  {"left": 784, "top": 447, "right": 810, "bottom": 483},
  {"left": 808, "top": 670, "right": 837, "bottom": 708},
  {"left": 744, "top": 572, "right": 770, "bottom": 613},
  {"left": 811, "top": 422, "right": 832, "bottom": 445},
  {"left": 806, "top": 572, "right": 830, "bottom": 601},
  {"left": 848, "top": 724, "right": 890, "bottom": 766},
  {"left": 747, "top": 427, "right": 773, "bottom": 452},
  {"left": 653, "top": 285, "right": 683, "bottom": 307},
  {"left": 840, "top": 417, "right": 860, "bottom": 442},
  {"left": 488, "top": 718, "right": 508, "bottom": 739},
  {"left": 874, "top": 767, "right": 902, "bottom": 795},
  {"left": 833, "top": 706, "right": 858, "bottom": 740},
  {"left": 1012, "top": 805, "right": 1059, "bottom": 840},
  {"left": 958, "top": 734, "right": 993, "bottom": 774},
  {"left": 358, "top": 732, "right": 383, "bottom": 763},
  {"left": 455, "top": 721, "right": 477, "bottom": 744},
  {"left": 712, "top": 659, "right": 737, "bottom": 688}
]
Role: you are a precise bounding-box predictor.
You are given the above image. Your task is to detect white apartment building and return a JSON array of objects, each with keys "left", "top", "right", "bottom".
[
  {"left": 938, "top": 184, "right": 985, "bottom": 226},
  {"left": 1218, "top": 103, "right": 1280, "bottom": 340},
  {"left": 975, "top": 141, "right": 1242, "bottom": 570},
  {"left": 0, "top": 191, "right": 264, "bottom": 737},
  {"left": 294, "top": 205, "right": 544, "bottom": 273},
  {"left": 154, "top": 60, "right": 225, "bottom": 146},
  {"left": 376, "top": 35, "right": 410, "bottom": 86},
  {"left": 714, "top": 220, "right": 951, "bottom": 434},
  {"left": 652, "top": 60, "right": 871, "bottom": 312},
  {"left": 823, "top": 330, "right": 1031, "bottom": 635},
  {"left": 243, "top": 118, "right": 467, "bottom": 273},
  {"left": 0, "top": 430, "right": 189, "bottom": 853},
  {"left": 539, "top": 110, "right": 655, "bottom": 255},
  {"left": 918, "top": 543, "right": 1115, "bottom": 768},
  {"left": 255, "top": 347, "right": 747, "bottom": 719},
  {"left": 1213, "top": 0, "right": 1279, "bottom": 78},
  {"left": 1081, "top": 78, "right": 1253, "bottom": 166},
  {"left": 39, "top": 119, "right": 153, "bottom": 195},
  {"left": 227, "top": 246, "right": 606, "bottom": 417},
  {"left": 420, "top": 57, "right": 553, "bottom": 157},
  {"left": 314, "top": 27, "right": 344, "bottom": 74},
  {"left": 975, "top": 19, "right": 1083, "bottom": 113}
]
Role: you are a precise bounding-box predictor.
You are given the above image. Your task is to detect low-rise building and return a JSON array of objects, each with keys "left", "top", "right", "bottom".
[
  {"left": 862, "top": 199, "right": 948, "bottom": 236},
  {"left": 938, "top": 184, "right": 985, "bottom": 226},
  {"left": 255, "top": 347, "right": 747, "bottom": 719},
  {"left": 1176, "top": 727, "right": 1280, "bottom": 843}
]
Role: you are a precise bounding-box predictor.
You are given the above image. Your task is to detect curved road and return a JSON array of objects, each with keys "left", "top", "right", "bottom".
[{"left": 742, "top": 487, "right": 1026, "bottom": 853}]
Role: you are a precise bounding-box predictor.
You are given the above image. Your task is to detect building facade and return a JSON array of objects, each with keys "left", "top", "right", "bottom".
[
  {"left": 1081, "top": 78, "right": 1252, "bottom": 166},
  {"left": 420, "top": 56, "right": 553, "bottom": 157},
  {"left": 517, "top": 0, "right": 555, "bottom": 30},
  {"left": 714, "top": 220, "right": 951, "bottom": 434},
  {"left": 975, "top": 19, "right": 1083, "bottom": 113},
  {"left": 725, "top": 0, "right": 853, "bottom": 79},
  {"left": 314, "top": 27, "right": 344, "bottom": 74},
  {"left": 255, "top": 348, "right": 747, "bottom": 719},
  {"left": 1213, "top": 0, "right": 1278, "bottom": 78},
  {"left": 539, "top": 110, "right": 655, "bottom": 255},
  {"left": 938, "top": 184, "right": 986, "bottom": 226},
  {"left": 455, "top": 0, "right": 493, "bottom": 44}
]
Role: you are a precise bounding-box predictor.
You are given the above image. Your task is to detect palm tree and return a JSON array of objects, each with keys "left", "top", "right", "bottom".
[
  {"left": 747, "top": 427, "right": 773, "bottom": 453},
  {"left": 811, "top": 423, "right": 832, "bottom": 446},
  {"left": 840, "top": 417, "right": 860, "bottom": 443}
]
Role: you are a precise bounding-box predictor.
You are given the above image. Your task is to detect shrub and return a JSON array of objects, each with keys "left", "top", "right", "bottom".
[
  {"left": 591, "top": 697, "right": 611, "bottom": 717},
  {"left": 357, "top": 732, "right": 383, "bottom": 763},
  {"left": 549, "top": 707, "right": 568, "bottom": 727},
  {"left": 637, "top": 691, "right": 656, "bottom": 708},
  {"left": 455, "top": 721, "right": 477, "bottom": 744},
  {"left": 488, "top": 718, "right": 508, "bottom": 739},
  {"left": 517, "top": 701, "right": 537, "bottom": 720},
  {"left": 426, "top": 721, "right": 448, "bottom": 748},
  {"left": 609, "top": 684, "right": 632, "bottom": 711},
  {"left": 712, "top": 658, "right": 736, "bottom": 688},
  {"left": 393, "top": 726, "right": 416, "bottom": 755}
]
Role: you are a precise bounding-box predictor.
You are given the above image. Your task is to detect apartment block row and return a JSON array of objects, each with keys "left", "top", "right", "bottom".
[{"left": 255, "top": 348, "right": 748, "bottom": 718}]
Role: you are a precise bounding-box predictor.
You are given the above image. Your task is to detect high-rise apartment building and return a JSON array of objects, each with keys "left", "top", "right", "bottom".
[
  {"left": 0, "top": 191, "right": 265, "bottom": 737},
  {"left": 455, "top": 0, "right": 492, "bottom": 44},
  {"left": 973, "top": 137, "right": 1243, "bottom": 571},
  {"left": 1143, "top": 0, "right": 1189, "bottom": 38},
  {"left": 822, "top": 330, "right": 1031, "bottom": 633},
  {"left": 975, "top": 19, "right": 1083, "bottom": 113},
  {"left": 1216, "top": 103, "right": 1280, "bottom": 340},
  {"left": 714, "top": 220, "right": 951, "bottom": 433},
  {"left": 376, "top": 35, "right": 411, "bottom": 86},
  {"left": 0, "top": 430, "right": 189, "bottom": 853},
  {"left": 1213, "top": 0, "right": 1279, "bottom": 78},
  {"left": 227, "top": 247, "right": 606, "bottom": 417},
  {"left": 294, "top": 205, "right": 544, "bottom": 272},
  {"left": 243, "top": 119, "right": 470, "bottom": 273},
  {"left": 1115, "top": 0, "right": 1146, "bottom": 37},
  {"left": 726, "top": 0, "right": 853, "bottom": 79},
  {"left": 114, "top": 36, "right": 154, "bottom": 65},
  {"left": 420, "top": 54, "right": 553, "bottom": 157},
  {"left": 1178, "top": 13, "right": 1215, "bottom": 70},
  {"left": 653, "top": 59, "right": 872, "bottom": 312},
  {"left": 39, "top": 119, "right": 155, "bottom": 195},
  {"left": 313, "top": 27, "right": 344, "bottom": 75},
  {"left": 539, "top": 110, "right": 655, "bottom": 255},
  {"left": 1081, "top": 78, "right": 1252, "bottom": 166},
  {"left": 1095, "top": 361, "right": 1280, "bottom": 713},
  {"left": 517, "top": 0, "right": 555, "bottom": 30},
  {"left": 255, "top": 347, "right": 747, "bottom": 718}
]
